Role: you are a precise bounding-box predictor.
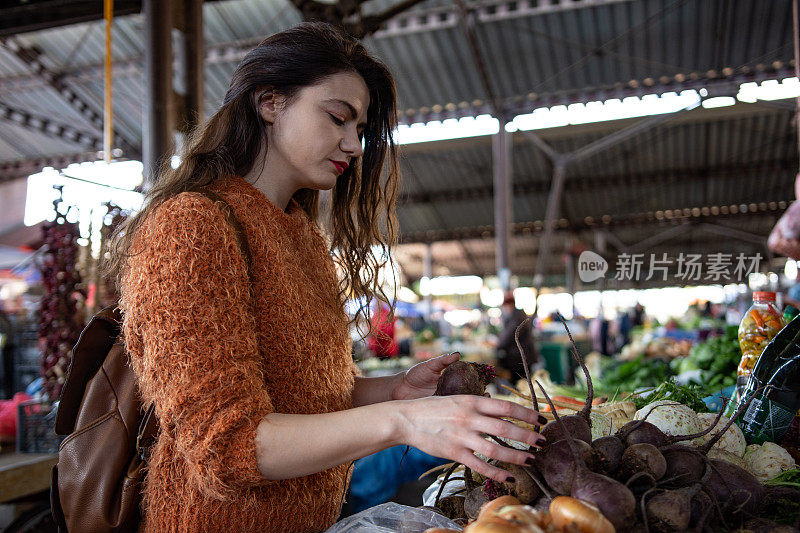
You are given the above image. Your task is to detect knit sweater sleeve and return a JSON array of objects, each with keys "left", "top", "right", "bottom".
[{"left": 120, "top": 192, "right": 273, "bottom": 500}]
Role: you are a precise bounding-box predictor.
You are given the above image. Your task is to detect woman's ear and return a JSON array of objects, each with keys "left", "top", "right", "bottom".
[{"left": 256, "top": 88, "right": 280, "bottom": 124}]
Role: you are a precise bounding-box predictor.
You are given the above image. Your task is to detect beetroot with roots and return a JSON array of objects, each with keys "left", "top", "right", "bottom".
[
  {"left": 616, "top": 443, "right": 667, "bottom": 481},
  {"left": 434, "top": 360, "right": 494, "bottom": 396},
  {"left": 591, "top": 435, "right": 625, "bottom": 475},
  {"left": 541, "top": 415, "right": 592, "bottom": 445},
  {"left": 617, "top": 420, "right": 669, "bottom": 447},
  {"left": 660, "top": 444, "right": 707, "bottom": 487},
  {"left": 536, "top": 438, "right": 599, "bottom": 494},
  {"left": 537, "top": 381, "right": 636, "bottom": 531},
  {"left": 644, "top": 484, "right": 702, "bottom": 533},
  {"left": 702, "top": 458, "right": 765, "bottom": 516}
]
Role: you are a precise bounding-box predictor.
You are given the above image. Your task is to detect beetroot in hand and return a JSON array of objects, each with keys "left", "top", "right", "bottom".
[{"left": 434, "top": 361, "right": 495, "bottom": 396}]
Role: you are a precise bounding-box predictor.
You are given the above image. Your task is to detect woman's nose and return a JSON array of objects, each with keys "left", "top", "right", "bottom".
[{"left": 340, "top": 130, "right": 364, "bottom": 158}]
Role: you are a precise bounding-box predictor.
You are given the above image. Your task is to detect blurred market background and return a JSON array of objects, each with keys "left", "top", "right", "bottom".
[{"left": 0, "top": 0, "right": 799, "bottom": 529}]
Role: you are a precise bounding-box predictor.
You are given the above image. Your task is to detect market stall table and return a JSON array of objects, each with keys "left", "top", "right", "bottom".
[{"left": 0, "top": 452, "right": 56, "bottom": 503}]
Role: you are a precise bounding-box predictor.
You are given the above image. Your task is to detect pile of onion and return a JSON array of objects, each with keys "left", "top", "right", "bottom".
[
  {"left": 38, "top": 214, "right": 85, "bottom": 400},
  {"left": 425, "top": 495, "right": 615, "bottom": 533}
]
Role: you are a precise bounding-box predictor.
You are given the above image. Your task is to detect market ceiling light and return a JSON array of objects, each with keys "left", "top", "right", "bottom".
[
  {"left": 395, "top": 76, "right": 800, "bottom": 145},
  {"left": 701, "top": 96, "right": 736, "bottom": 109},
  {"left": 737, "top": 77, "right": 800, "bottom": 103},
  {"left": 480, "top": 287, "right": 504, "bottom": 307},
  {"left": 421, "top": 275, "right": 483, "bottom": 295},
  {"left": 395, "top": 115, "right": 499, "bottom": 144},
  {"left": 25, "top": 161, "right": 145, "bottom": 252},
  {"left": 784, "top": 259, "right": 798, "bottom": 280}
]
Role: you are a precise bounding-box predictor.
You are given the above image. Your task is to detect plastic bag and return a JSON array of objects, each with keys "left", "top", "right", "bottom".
[
  {"left": 324, "top": 502, "right": 461, "bottom": 533},
  {"left": 422, "top": 475, "right": 465, "bottom": 508}
]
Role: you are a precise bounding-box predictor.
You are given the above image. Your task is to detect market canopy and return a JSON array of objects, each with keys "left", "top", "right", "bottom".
[{"left": 0, "top": 0, "right": 795, "bottom": 286}]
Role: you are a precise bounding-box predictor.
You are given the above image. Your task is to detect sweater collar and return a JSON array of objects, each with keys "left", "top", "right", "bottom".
[{"left": 224, "top": 175, "right": 307, "bottom": 222}]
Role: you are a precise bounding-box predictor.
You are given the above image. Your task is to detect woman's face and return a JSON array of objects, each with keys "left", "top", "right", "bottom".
[{"left": 260, "top": 71, "right": 369, "bottom": 192}]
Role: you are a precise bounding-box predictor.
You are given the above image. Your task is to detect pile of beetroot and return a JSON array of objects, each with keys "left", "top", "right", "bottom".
[{"left": 429, "top": 316, "right": 800, "bottom": 532}]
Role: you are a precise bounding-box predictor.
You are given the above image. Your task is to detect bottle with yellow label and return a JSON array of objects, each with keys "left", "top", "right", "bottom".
[{"left": 736, "top": 291, "right": 785, "bottom": 398}]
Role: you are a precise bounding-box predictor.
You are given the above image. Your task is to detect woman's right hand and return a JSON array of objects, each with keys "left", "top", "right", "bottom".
[{"left": 394, "top": 395, "right": 547, "bottom": 482}]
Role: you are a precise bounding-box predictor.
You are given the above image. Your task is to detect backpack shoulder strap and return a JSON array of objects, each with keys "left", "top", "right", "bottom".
[
  {"left": 55, "top": 306, "right": 122, "bottom": 435},
  {"left": 197, "top": 189, "right": 253, "bottom": 284}
]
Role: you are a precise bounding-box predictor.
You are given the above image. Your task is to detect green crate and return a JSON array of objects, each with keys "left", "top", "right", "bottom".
[{"left": 540, "top": 343, "right": 570, "bottom": 384}]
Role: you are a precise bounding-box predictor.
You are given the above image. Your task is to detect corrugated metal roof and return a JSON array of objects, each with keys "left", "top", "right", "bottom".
[
  {"left": 363, "top": 0, "right": 794, "bottom": 112},
  {"left": 0, "top": 0, "right": 795, "bottom": 284}
]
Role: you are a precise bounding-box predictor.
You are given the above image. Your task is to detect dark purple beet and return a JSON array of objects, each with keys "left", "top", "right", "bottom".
[
  {"left": 591, "top": 435, "right": 625, "bottom": 475},
  {"left": 541, "top": 414, "right": 592, "bottom": 444},
  {"left": 434, "top": 361, "right": 494, "bottom": 396},
  {"left": 537, "top": 381, "right": 636, "bottom": 531},
  {"left": 617, "top": 443, "right": 666, "bottom": 481},
  {"left": 617, "top": 420, "right": 669, "bottom": 447},
  {"left": 536, "top": 438, "right": 598, "bottom": 494},
  {"left": 571, "top": 468, "right": 636, "bottom": 531},
  {"left": 644, "top": 484, "right": 700, "bottom": 533},
  {"left": 702, "top": 458, "right": 765, "bottom": 516},
  {"left": 661, "top": 445, "right": 706, "bottom": 487}
]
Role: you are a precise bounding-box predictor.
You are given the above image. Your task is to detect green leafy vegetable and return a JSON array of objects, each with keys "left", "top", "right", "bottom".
[
  {"left": 599, "top": 355, "right": 674, "bottom": 393},
  {"left": 672, "top": 326, "right": 740, "bottom": 395},
  {"left": 630, "top": 378, "right": 710, "bottom": 413},
  {"left": 765, "top": 468, "right": 800, "bottom": 488}
]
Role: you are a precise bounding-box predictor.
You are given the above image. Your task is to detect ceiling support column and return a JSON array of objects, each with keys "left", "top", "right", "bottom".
[
  {"left": 493, "top": 122, "right": 513, "bottom": 290},
  {"left": 143, "top": 0, "right": 173, "bottom": 189},
  {"left": 174, "top": 0, "right": 205, "bottom": 137}
]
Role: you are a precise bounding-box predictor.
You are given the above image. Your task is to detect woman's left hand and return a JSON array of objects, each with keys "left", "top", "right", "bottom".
[{"left": 391, "top": 352, "right": 460, "bottom": 401}]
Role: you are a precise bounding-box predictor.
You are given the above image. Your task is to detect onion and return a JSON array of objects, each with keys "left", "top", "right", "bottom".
[
  {"left": 549, "top": 496, "right": 616, "bottom": 533},
  {"left": 477, "top": 495, "right": 521, "bottom": 521}
]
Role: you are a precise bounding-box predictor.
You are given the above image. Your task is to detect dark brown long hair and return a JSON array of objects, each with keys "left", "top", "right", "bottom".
[{"left": 105, "top": 22, "right": 399, "bottom": 325}]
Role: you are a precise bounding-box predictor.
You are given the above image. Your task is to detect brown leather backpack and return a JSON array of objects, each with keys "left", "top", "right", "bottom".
[{"left": 51, "top": 190, "right": 252, "bottom": 532}]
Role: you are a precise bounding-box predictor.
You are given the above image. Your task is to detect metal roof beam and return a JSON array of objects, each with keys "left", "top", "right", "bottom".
[
  {"left": 373, "top": 0, "right": 633, "bottom": 38},
  {"left": 399, "top": 202, "right": 789, "bottom": 244},
  {"left": 0, "top": 45, "right": 791, "bottom": 124},
  {"left": 0, "top": 35, "right": 141, "bottom": 159},
  {"left": 0, "top": 102, "right": 102, "bottom": 149},
  {"left": 0, "top": 0, "right": 142, "bottom": 36},
  {"left": 400, "top": 160, "right": 798, "bottom": 205}
]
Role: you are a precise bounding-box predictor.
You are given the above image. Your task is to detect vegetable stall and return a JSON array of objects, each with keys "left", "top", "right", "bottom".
[{"left": 377, "top": 312, "right": 800, "bottom": 533}]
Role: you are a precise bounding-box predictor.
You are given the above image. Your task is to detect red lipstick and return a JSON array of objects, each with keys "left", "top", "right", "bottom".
[{"left": 331, "top": 160, "right": 349, "bottom": 174}]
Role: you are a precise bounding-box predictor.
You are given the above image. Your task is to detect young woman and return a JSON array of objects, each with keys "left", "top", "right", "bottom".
[{"left": 108, "top": 22, "right": 546, "bottom": 532}]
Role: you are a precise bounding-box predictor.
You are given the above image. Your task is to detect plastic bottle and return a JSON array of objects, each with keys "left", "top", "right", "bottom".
[
  {"left": 739, "top": 315, "right": 800, "bottom": 444},
  {"left": 736, "top": 292, "right": 785, "bottom": 399}
]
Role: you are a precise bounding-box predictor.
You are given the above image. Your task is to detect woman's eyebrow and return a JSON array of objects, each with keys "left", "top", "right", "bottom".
[{"left": 325, "top": 98, "right": 367, "bottom": 128}]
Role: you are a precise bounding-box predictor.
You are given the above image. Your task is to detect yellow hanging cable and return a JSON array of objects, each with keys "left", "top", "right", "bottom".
[{"left": 104, "top": 0, "right": 113, "bottom": 164}]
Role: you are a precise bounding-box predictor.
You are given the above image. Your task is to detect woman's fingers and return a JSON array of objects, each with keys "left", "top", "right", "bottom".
[
  {"left": 425, "top": 352, "right": 461, "bottom": 373},
  {"left": 458, "top": 450, "right": 514, "bottom": 483},
  {"left": 472, "top": 397, "right": 547, "bottom": 427},
  {"left": 472, "top": 417, "right": 545, "bottom": 449},
  {"left": 465, "top": 434, "right": 536, "bottom": 467}
]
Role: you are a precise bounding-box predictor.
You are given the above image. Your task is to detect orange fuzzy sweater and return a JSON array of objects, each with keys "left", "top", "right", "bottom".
[{"left": 120, "top": 175, "right": 355, "bottom": 532}]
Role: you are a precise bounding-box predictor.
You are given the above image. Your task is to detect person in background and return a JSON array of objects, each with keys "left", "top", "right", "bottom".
[
  {"left": 631, "top": 303, "right": 645, "bottom": 327},
  {"left": 367, "top": 300, "right": 399, "bottom": 359},
  {"left": 495, "top": 292, "right": 537, "bottom": 380},
  {"left": 0, "top": 305, "right": 15, "bottom": 398},
  {"left": 617, "top": 309, "right": 632, "bottom": 349}
]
